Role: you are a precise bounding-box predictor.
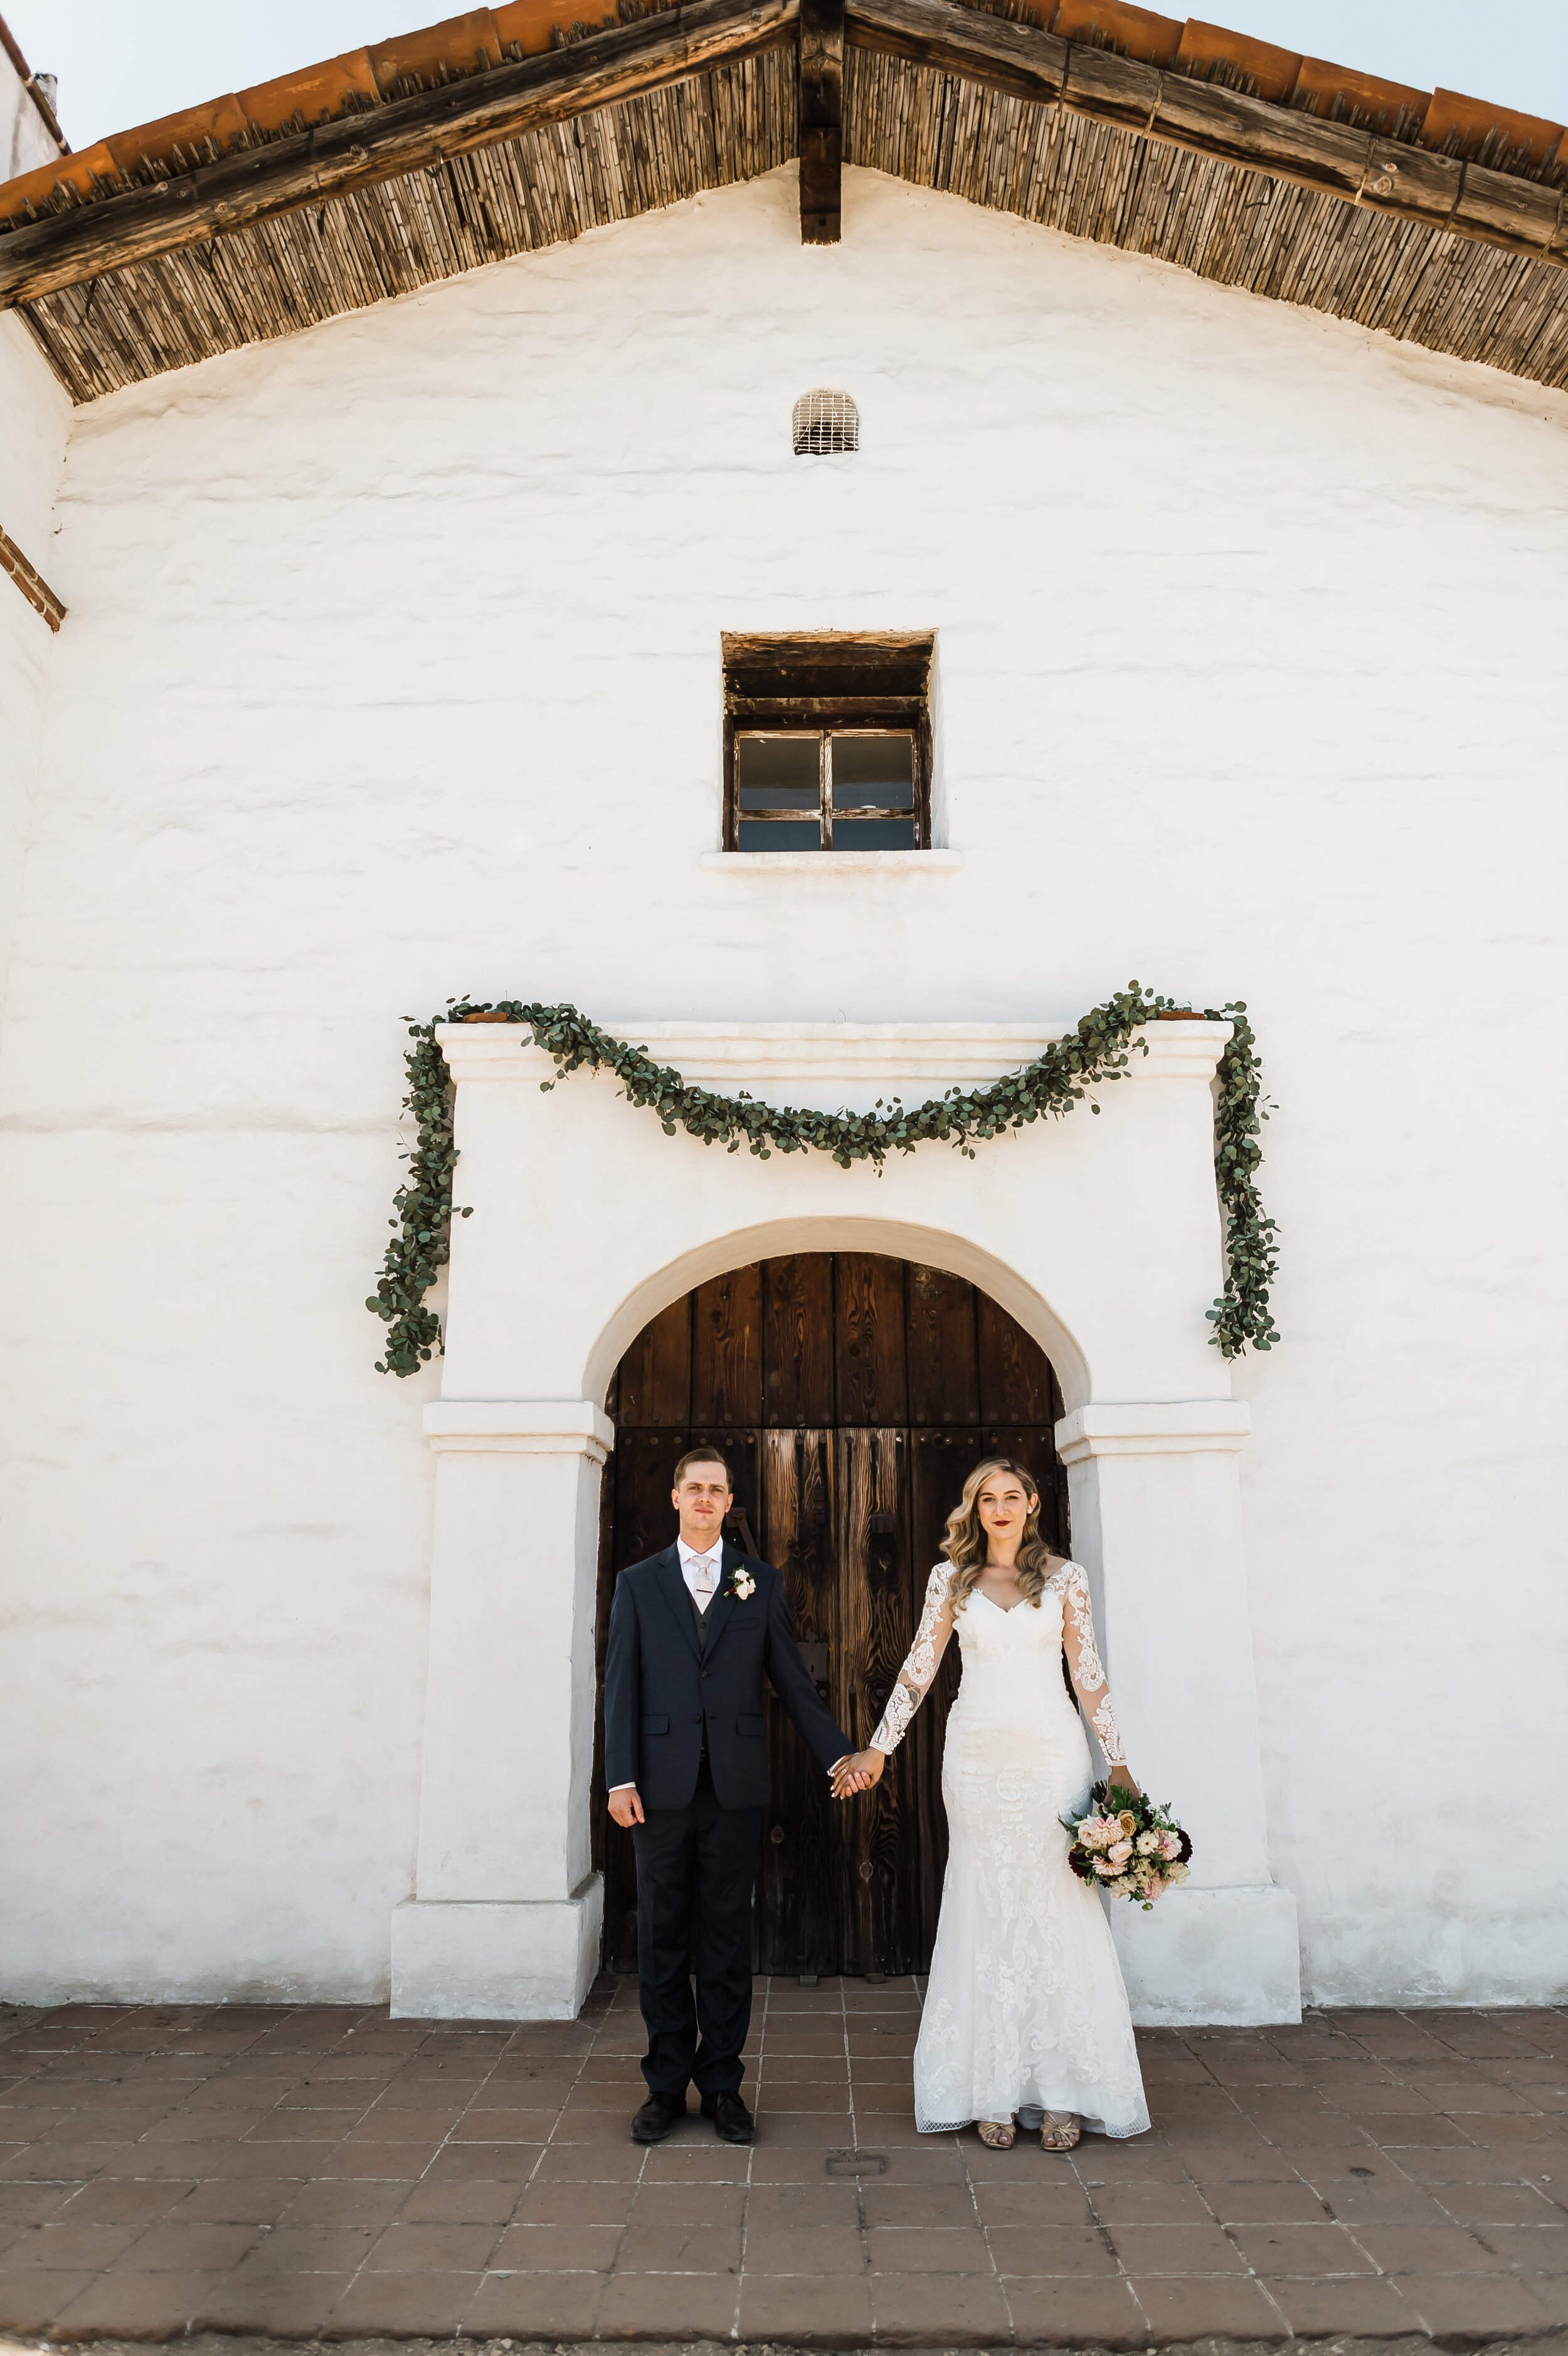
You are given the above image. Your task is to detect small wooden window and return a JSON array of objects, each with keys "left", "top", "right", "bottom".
[{"left": 723, "top": 632, "right": 933, "bottom": 853}]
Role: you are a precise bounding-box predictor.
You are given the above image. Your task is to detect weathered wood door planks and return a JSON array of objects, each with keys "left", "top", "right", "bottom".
[{"left": 595, "top": 1251, "right": 1067, "bottom": 1975}]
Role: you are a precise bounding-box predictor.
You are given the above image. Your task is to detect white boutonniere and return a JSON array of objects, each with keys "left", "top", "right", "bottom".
[{"left": 727, "top": 1567, "right": 757, "bottom": 1601}]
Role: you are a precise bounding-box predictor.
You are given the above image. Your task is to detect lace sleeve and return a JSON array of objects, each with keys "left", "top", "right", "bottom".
[
  {"left": 869, "top": 1565, "right": 956, "bottom": 1755},
  {"left": 1059, "top": 1563, "right": 1127, "bottom": 1766}
]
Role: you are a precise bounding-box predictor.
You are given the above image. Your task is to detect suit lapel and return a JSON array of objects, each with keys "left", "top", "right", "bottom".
[
  {"left": 654, "top": 1545, "right": 701, "bottom": 1660},
  {"left": 700, "top": 1542, "right": 741, "bottom": 1661}
]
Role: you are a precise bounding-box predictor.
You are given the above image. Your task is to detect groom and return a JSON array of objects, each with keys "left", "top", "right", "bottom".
[{"left": 605, "top": 1448, "right": 854, "bottom": 2145}]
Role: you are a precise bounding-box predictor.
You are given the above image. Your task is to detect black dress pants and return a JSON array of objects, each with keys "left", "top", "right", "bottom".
[{"left": 631, "top": 1758, "right": 761, "bottom": 2099}]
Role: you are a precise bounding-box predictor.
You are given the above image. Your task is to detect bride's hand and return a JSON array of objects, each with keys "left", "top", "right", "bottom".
[
  {"left": 1104, "top": 1768, "right": 1142, "bottom": 1803},
  {"left": 832, "top": 1749, "right": 885, "bottom": 1798}
]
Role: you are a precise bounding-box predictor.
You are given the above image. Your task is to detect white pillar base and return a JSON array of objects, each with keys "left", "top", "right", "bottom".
[
  {"left": 1110, "top": 1883, "right": 1302, "bottom": 2027},
  {"left": 390, "top": 1881, "right": 604, "bottom": 2020}
]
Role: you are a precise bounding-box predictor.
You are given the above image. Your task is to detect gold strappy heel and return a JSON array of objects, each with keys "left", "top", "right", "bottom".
[
  {"left": 1040, "top": 2111, "right": 1081, "bottom": 2152},
  {"left": 977, "top": 2118, "right": 1015, "bottom": 2148}
]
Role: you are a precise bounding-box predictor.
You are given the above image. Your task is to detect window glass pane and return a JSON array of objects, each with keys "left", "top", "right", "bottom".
[
  {"left": 832, "top": 816, "right": 917, "bottom": 850},
  {"left": 738, "top": 820, "right": 822, "bottom": 853},
  {"left": 830, "top": 732, "right": 914, "bottom": 809},
  {"left": 739, "top": 735, "right": 818, "bottom": 780}
]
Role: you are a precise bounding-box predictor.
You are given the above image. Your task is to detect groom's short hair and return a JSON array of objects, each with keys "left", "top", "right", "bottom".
[{"left": 672, "top": 1447, "right": 731, "bottom": 1487}]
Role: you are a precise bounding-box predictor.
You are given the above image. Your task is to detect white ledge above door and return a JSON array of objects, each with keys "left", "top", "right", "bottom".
[
  {"left": 423, "top": 1401, "right": 614, "bottom": 1460},
  {"left": 1056, "top": 1403, "right": 1252, "bottom": 1463},
  {"left": 435, "top": 1018, "right": 1232, "bottom": 1106}
]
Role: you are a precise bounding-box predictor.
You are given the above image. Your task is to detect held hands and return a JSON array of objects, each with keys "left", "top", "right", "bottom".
[
  {"left": 831, "top": 1749, "right": 886, "bottom": 1800},
  {"left": 612, "top": 1758, "right": 886, "bottom": 1821}
]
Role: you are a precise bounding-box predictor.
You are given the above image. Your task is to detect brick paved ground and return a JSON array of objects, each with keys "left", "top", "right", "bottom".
[{"left": 0, "top": 1980, "right": 1565, "bottom": 2343}]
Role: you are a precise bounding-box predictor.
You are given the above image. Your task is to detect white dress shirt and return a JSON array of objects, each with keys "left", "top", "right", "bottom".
[{"left": 678, "top": 1532, "right": 725, "bottom": 1611}]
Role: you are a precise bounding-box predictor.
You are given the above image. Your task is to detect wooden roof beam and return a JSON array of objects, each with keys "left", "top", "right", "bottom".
[
  {"left": 0, "top": 517, "right": 65, "bottom": 632},
  {"left": 799, "top": 0, "right": 845, "bottom": 242},
  {"left": 0, "top": 0, "right": 797, "bottom": 310},
  {"left": 847, "top": 0, "right": 1568, "bottom": 265}
]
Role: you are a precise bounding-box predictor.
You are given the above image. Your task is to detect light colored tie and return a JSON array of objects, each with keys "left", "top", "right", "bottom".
[{"left": 690, "top": 1557, "right": 719, "bottom": 1611}]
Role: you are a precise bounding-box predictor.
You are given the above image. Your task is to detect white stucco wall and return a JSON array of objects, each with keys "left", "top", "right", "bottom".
[
  {"left": 0, "top": 312, "right": 68, "bottom": 1020},
  {"left": 0, "top": 39, "right": 59, "bottom": 183},
  {"left": 1, "top": 162, "right": 1563, "bottom": 2005}
]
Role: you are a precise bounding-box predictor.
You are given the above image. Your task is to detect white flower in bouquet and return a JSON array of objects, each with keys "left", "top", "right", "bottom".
[
  {"left": 1136, "top": 1830, "right": 1159, "bottom": 1854},
  {"left": 1165, "top": 1861, "right": 1190, "bottom": 1885}
]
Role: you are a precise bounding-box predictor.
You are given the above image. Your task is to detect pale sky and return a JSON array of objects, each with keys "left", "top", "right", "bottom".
[{"left": 8, "top": 0, "right": 1568, "bottom": 150}]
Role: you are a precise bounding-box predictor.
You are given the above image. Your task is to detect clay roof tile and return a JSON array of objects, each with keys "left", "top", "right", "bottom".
[
  {"left": 1173, "top": 18, "right": 1300, "bottom": 105},
  {"left": 1048, "top": 0, "right": 1182, "bottom": 69},
  {"left": 105, "top": 92, "right": 251, "bottom": 180},
  {"left": 1420, "top": 85, "right": 1565, "bottom": 175},
  {"left": 238, "top": 52, "right": 381, "bottom": 136},
  {"left": 0, "top": 140, "right": 116, "bottom": 225},
  {"left": 368, "top": 9, "right": 504, "bottom": 98},
  {"left": 1290, "top": 55, "right": 1429, "bottom": 139},
  {"left": 492, "top": 0, "right": 623, "bottom": 53}
]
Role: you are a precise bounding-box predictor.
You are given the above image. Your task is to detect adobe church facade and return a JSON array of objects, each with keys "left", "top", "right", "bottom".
[{"left": 0, "top": 0, "right": 1563, "bottom": 2022}]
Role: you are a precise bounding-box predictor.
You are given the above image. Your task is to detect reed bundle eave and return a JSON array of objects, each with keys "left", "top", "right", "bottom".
[{"left": 6, "top": 0, "right": 1568, "bottom": 402}]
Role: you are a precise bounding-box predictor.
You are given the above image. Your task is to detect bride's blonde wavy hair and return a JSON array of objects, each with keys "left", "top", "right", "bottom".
[{"left": 941, "top": 1456, "right": 1059, "bottom": 1609}]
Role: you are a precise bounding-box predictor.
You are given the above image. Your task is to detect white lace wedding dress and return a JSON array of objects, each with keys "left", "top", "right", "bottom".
[{"left": 870, "top": 1561, "right": 1150, "bottom": 2139}]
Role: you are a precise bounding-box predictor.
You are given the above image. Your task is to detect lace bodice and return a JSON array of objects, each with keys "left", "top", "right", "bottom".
[{"left": 869, "top": 1561, "right": 1128, "bottom": 1766}]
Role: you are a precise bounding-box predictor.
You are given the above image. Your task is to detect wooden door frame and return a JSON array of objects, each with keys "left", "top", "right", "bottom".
[{"left": 595, "top": 1251, "right": 1072, "bottom": 1978}]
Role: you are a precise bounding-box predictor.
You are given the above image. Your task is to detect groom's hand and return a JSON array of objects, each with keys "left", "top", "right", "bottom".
[{"left": 608, "top": 1787, "right": 645, "bottom": 1828}]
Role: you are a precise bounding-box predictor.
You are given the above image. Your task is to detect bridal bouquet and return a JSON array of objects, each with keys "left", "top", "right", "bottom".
[{"left": 1062, "top": 1784, "right": 1192, "bottom": 1910}]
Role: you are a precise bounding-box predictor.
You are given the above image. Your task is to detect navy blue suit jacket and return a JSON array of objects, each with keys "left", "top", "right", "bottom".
[{"left": 603, "top": 1542, "right": 852, "bottom": 1811}]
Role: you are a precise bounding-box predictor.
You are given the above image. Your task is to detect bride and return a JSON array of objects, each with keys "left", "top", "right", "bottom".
[{"left": 833, "top": 1458, "right": 1150, "bottom": 2150}]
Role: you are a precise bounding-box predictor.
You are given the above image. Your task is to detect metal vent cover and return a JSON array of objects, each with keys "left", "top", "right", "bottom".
[{"left": 793, "top": 389, "right": 859, "bottom": 455}]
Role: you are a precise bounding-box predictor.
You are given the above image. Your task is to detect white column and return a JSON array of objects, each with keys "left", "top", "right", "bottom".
[
  {"left": 1058, "top": 1402, "right": 1301, "bottom": 2027},
  {"left": 389, "top": 1402, "right": 610, "bottom": 2020}
]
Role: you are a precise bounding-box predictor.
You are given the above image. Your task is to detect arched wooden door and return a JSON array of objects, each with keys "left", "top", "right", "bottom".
[{"left": 593, "top": 1253, "right": 1069, "bottom": 1977}]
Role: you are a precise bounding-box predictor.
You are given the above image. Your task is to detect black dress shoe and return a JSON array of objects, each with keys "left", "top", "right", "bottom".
[
  {"left": 631, "top": 2091, "right": 687, "bottom": 2143},
  {"left": 701, "top": 2090, "right": 755, "bottom": 2145}
]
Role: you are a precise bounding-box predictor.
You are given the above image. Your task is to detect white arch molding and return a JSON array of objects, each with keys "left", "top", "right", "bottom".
[
  {"left": 391, "top": 1020, "right": 1301, "bottom": 2026},
  {"left": 581, "top": 1214, "right": 1090, "bottom": 1413}
]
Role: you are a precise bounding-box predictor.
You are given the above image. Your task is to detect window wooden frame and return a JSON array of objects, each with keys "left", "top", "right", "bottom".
[{"left": 722, "top": 631, "right": 934, "bottom": 853}]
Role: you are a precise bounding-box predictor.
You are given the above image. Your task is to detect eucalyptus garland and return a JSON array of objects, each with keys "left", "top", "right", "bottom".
[{"left": 368, "top": 984, "right": 1279, "bottom": 1376}]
